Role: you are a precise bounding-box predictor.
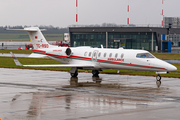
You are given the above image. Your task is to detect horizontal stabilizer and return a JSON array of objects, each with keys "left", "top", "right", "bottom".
[{"left": 5, "top": 28, "right": 46, "bottom": 32}]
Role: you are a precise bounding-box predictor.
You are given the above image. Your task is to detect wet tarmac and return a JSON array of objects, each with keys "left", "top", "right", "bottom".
[{"left": 0, "top": 68, "right": 180, "bottom": 120}]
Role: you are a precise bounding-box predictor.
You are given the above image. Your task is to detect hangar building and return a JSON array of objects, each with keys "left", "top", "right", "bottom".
[{"left": 69, "top": 27, "right": 180, "bottom": 51}]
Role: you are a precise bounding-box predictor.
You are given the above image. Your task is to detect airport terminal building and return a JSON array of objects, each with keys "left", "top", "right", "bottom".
[{"left": 69, "top": 27, "right": 180, "bottom": 51}]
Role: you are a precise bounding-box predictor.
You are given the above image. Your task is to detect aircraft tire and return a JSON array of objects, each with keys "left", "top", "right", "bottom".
[
  {"left": 70, "top": 70, "right": 78, "bottom": 77},
  {"left": 156, "top": 74, "right": 161, "bottom": 88},
  {"left": 92, "top": 70, "right": 99, "bottom": 77},
  {"left": 156, "top": 74, "right": 161, "bottom": 81}
]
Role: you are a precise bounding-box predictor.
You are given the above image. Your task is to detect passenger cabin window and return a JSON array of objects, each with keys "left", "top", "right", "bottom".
[
  {"left": 84, "top": 52, "right": 87, "bottom": 56},
  {"left": 115, "top": 53, "right": 118, "bottom": 58},
  {"left": 109, "top": 53, "right": 112, "bottom": 58},
  {"left": 104, "top": 53, "right": 107, "bottom": 57},
  {"left": 98, "top": 52, "right": 101, "bottom": 57},
  {"left": 89, "top": 52, "right": 92, "bottom": 57},
  {"left": 121, "top": 53, "right": 124, "bottom": 58},
  {"left": 136, "top": 53, "right": 154, "bottom": 58}
]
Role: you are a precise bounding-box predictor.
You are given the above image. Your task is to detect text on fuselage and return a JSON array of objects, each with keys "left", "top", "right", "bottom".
[{"left": 107, "top": 58, "right": 124, "bottom": 62}]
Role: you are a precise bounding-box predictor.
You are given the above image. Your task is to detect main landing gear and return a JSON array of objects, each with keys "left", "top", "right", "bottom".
[
  {"left": 70, "top": 68, "right": 100, "bottom": 78},
  {"left": 70, "top": 67, "right": 78, "bottom": 77},
  {"left": 70, "top": 70, "right": 78, "bottom": 77},
  {"left": 92, "top": 70, "right": 99, "bottom": 77},
  {"left": 156, "top": 74, "right": 161, "bottom": 88}
]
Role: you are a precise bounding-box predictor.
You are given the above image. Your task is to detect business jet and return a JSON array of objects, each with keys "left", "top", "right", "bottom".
[{"left": 6, "top": 27, "right": 177, "bottom": 87}]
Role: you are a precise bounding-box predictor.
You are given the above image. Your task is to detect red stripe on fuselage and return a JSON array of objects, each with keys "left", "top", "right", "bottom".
[
  {"left": 33, "top": 49, "right": 46, "bottom": 53},
  {"left": 70, "top": 55, "right": 92, "bottom": 60},
  {"left": 33, "top": 49, "right": 165, "bottom": 70}
]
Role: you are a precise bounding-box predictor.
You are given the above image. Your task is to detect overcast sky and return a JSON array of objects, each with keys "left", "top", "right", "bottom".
[{"left": 0, "top": 0, "right": 179, "bottom": 27}]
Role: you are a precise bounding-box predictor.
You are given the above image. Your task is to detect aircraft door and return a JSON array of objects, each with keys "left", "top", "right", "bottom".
[{"left": 92, "top": 50, "right": 98, "bottom": 62}]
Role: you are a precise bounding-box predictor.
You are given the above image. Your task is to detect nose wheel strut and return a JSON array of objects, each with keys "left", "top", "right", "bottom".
[{"left": 156, "top": 74, "right": 161, "bottom": 88}]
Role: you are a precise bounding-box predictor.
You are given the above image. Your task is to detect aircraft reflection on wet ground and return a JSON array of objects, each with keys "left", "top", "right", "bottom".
[
  {"left": 0, "top": 68, "right": 180, "bottom": 120},
  {"left": 67, "top": 76, "right": 102, "bottom": 87},
  {"left": 10, "top": 90, "right": 146, "bottom": 119}
]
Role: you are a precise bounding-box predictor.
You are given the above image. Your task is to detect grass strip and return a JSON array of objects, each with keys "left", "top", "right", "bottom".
[
  {"left": 151, "top": 52, "right": 180, "bottom": 59},
  {"left": 0, "top": 50, "right": 32, "bottom": 54}
]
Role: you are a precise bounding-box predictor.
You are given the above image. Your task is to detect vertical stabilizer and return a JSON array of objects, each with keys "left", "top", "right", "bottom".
[
  {"left": 26, "top": 27, "right": 50, "bottom": 49},
  {"left": 5, "top": 27, "right": 52, "bottom": 49}
]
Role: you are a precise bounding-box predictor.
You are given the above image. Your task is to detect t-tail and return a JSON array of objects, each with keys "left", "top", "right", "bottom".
[{"left": 5, "top": 27, "right": 52, "bottom": 49}]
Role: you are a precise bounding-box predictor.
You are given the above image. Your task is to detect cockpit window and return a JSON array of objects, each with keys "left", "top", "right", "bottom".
[{"left": 136, "top": 53, "right": 154, "bottom": 58}]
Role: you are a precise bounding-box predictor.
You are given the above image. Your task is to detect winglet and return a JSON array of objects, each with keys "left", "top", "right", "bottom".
[{"left": 10, "top": 52, "right": 23, "bottom": 66}]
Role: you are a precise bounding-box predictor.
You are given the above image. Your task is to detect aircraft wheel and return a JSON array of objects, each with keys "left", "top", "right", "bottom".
[
  {"left": 70, "top": 70, "right": 78, "bottom": 77},
  {"left": 92, "top": 70, "right": 99, "bottom": 77},
  {"left": 156, "top": 74, "right": 161, "bottom": 81},
  {"left": 156, "top": 74, "right": 161, "bottom": 88}
]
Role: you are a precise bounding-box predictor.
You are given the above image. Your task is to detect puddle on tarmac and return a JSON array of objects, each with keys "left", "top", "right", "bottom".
[{"left": 3, "top": 89, "right": 176, "bottom": 120}]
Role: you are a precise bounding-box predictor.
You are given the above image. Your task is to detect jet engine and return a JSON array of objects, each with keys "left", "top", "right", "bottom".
[{"left": 65, "top": 47, "right": 72, "bottom": 57}]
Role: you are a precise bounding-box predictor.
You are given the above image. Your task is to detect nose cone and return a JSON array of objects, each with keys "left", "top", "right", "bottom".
[
  {"left": 155, "top": 59, "right": 177, "bottom": 72},
  {"left": 167, "top": 64, "right": 177, "bottom": 72}
]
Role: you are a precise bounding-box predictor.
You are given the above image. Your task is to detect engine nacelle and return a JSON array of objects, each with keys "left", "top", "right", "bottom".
[
  {"left": 65, "top": 47, "right": 72, "bottom": 57},
  {"left": 49, "top": 47, "right": 72, "bottom": 58}
]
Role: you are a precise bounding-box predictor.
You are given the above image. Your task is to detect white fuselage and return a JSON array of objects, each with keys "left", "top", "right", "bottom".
[{"left": 33, "top": 46, "right": 177, "bottom": 73}]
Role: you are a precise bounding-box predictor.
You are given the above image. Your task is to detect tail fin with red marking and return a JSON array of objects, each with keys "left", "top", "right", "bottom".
[{"left": 5, "top": 27, "right": 52, "bottom": 49}]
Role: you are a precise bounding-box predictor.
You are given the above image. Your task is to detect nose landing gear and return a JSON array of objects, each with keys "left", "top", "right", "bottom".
[{"left": 156, "top": 74, "right": 161, "bottom": 88}]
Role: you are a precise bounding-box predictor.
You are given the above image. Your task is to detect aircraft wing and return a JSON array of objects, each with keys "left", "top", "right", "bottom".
[{"left": 10, "top": 52, "right": 94, "bottom": 68}]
